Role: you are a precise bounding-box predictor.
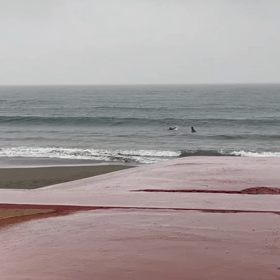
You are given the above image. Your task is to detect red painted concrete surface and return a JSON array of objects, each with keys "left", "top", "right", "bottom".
[
  {"left": 0, "top": 210, "right": 279, "bottom": 280},
  {"left": 0, "top": 157, "right": 280, "bottom": 279}
]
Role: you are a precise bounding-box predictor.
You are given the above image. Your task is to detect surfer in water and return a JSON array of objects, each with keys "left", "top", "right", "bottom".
[
  {"left": 168, "top": 126, "right": 178, "bottom": 131},
  {"left": 191, "top": 127, "right": 196, "bottom": 133}
]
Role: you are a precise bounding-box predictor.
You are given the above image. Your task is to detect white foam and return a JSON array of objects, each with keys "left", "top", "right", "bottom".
[
  {"left": 229, "top": 150, "right": 280, "bottom": 157},
  {"left": 117, "top": 149, "right": 180, "bottom": 157},
  {"left": 0, "top": 147, "right": 177, "bottom": 164},
  {"left": 1, "top": 147, "right": 279, "bottom": 165}
]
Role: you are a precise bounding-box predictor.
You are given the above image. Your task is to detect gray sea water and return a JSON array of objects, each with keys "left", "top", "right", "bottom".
[{"left": 0, "top": 84, "right": 280, "bottom": 164}]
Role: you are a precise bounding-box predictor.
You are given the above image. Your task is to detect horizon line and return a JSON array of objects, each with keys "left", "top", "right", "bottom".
[{"left": 0, "top": 82, "right": 280, "bottom": 87}]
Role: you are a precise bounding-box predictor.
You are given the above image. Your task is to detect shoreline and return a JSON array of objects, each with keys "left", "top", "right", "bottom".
[{"left": 0, "top": 156, "right": 138, "bottom": 168}]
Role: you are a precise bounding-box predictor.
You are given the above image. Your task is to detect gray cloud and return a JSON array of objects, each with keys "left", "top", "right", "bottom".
[{"left": 0, "top": 0, "right": 279, "bottom": 84}]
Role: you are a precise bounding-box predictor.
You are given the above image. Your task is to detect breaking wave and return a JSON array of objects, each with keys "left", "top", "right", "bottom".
[
  {"left": 179, "top": 149, "right": 280, "bottom": 158},
  {"left": 0, "top": 147, "right": 280, "bottom": 164},
  {"left": 0, "top": 147, "right": 179, "bottom": 164}
]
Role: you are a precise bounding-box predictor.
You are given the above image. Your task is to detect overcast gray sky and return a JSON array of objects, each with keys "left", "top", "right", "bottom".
[{"left": 0, "top": 0, "right": 279, "bottom": 85}]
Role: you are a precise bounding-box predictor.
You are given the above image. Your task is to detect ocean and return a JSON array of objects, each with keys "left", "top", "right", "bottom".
[{"left": 0, "top": 84, "right": 280, "bottom": 165}]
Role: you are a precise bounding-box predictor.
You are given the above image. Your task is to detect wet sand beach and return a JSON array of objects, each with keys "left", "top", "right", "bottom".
[{"left": 0, "top": 165, "right": 134, "bottom": 189}]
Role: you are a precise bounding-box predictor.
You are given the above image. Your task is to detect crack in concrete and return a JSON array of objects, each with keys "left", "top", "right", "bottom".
[
  {"left": 133, "top": 187, "right": 280, "bottom": 195},
  {"left": 1, "top": 204, "right": 280, "bottom": 216}
]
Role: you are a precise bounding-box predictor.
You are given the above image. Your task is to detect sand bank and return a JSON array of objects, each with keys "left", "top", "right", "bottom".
[
  {"left": 0, "top": 164, "right": 134, "bottom": 189},
  {"left": 0, "top": 208, "right": 55, "bottom": 228},
  {"left": 0, "top": 208, "right": 53, "bottom": 220}
]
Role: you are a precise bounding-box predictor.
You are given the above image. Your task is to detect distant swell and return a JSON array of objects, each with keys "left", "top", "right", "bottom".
[{"left": 2, "top": 115, "right": 280, "bottom": 129}]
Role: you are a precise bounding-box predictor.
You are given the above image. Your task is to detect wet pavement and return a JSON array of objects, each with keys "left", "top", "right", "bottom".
[{"left": 0, "top": 157, "right": 280, "bottom": 279}]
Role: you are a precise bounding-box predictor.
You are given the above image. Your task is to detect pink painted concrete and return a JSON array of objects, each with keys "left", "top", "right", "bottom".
[
  {"left": 43, "top": 156, "right": 280, "bottom": 192},
  {"left": 0, "top": 210, "right": 279, "bottom": 280},
  {"left": 0, "top": 157, "right": 280, "bottom": 212}
]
